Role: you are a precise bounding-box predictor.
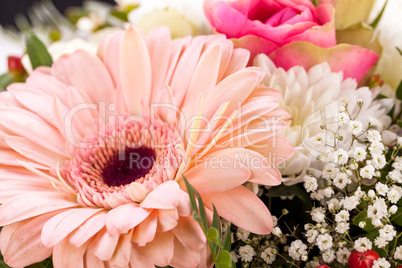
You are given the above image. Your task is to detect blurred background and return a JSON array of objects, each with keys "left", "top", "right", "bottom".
[{"left": 0, "top": 0, "right": 114, "bottom": 27}]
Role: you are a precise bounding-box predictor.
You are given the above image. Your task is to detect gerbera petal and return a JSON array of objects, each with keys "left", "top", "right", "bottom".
[
  {"left": 130, "top": 246, "right": 155, "bottom": 268},
  {"left": 169, "top": 237, "right": 202, "bottom": 268},
  {"left": 69, "top": 211, "right": 107, "bottom": 248},
  {"left": 183, "top": 159, "right": 250, "bottom": 194},
  {"left": 120, "top": 26, "right": 152, "bottom": 114},
  {"left": 66, "top": 50, "right": 115, "bottom": 102},
  {"left": 41, "top": 208, "right": 103, "bottom": 247},
  {"left": 172, "top": 216, "right": 206, "bottom": 251},
  {"left": 131, "top": 211, "right": 158, "bottom": 246},
  {"left": 88, "top": 228, "right": 120, "bottom": 261},
  {"left": 53, "top": 238, "right": 88, "bottom": 268},
  {"left": 84, "top": 252, "right": 105, "bottom": 268},
  {"left": 157, "top": 209, "right": 179, "bottom": 232},
  {"left": 108, "top": 230, "right": 132, "bottom": 267},
  {"left": 0, "top": 212, "right": 57, "bottom": 267},
  {"left": 140, "top": 180, "right": 181, "bottom": 209},
  {"left": 223, "top": 48, "right": 250, "bottom": 77},
  {"left": 0, "top": 192, "right": 78, "bottom": 226},
  {"left": 250, "top": 135, "right": 295, "bottom": 165},
  {"left": 97, "top": 31, "right": 123, "bottom": 86},
  {"left": 135, "top": 231, "right": 174, "bottom": 267},
  {"left": 106, "top": 203, "right": 151, "bottom": 233},
  {"left": 203, "top": 186, "right": 273, "bottom": 234}
]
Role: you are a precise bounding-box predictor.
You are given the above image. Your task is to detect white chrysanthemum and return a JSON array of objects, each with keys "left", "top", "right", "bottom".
[
  {"left": 125, "top": 0, "right": 211, "bottom": 38},
  {"left": 254, "top": 55, "right": 392, "bottom": 184},
  {"left": 354, "top": 237, "right": 372, "bottom": 252}
]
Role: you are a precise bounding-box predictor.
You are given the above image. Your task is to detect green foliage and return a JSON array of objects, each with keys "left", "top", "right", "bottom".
[
  {"left": 26, "top": 32, "right": 53, "bottom": 70},
  {"left": 353, "top": 210, "right": 375, "bottom": 231},
  {"left": 396, "top": 80, "right": 402, "bottom": 100},
  {"left": 370, "top": 0, "right": 388, "bottom": 28},
  {"left": 182, "top": 175, "right": 233, "bottom": 267}
]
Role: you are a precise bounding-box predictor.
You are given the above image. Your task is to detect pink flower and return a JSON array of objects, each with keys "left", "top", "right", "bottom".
[
  {"left": 204, "top": 0, "right": 336, "bottom": 55},
  {"left": 0, "top": 27, "right": 293, "bottom": 267},
  {"left": 204, "top": 0, "right": 379, "bottom": 82}
]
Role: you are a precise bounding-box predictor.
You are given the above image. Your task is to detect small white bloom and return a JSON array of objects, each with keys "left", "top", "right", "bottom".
[
  {"left": 372, "top": 154, "right": 386, "bottom": 169},
  {"left": 322, "top": 249, "right": 336, "bottom": 263},
  {"left": 351, "top": 146, "right": 367, "bottom": 162},
  {"left": 374, "top": 236, "right": 388, "bottom": 248},
  {"left": 354, "top": 237, "right": 372, "bottom": 252},
  {"left": 236, "top": 228, "right": 250, "bottom": 241},
  {"left": 349, "top": 120, "right": 363, "bottom": 135},
  {"left": 359, "top": 221, "right": 367, "bottom": 229},
  {"left": 394, "top": 245, "right": 402, "bottom": 260},
  {"left": 367, "top": 198, "right": 388, "bottom": 221},
  {"left": 387, "top": 186, "right": 401, "bottom": 204},
  {"left": 379, "top": 225, "right": 396, "bottom": 241},
  {"left": 231, "top": 251, "right": 239, "bottom": 263},
  {"left": 375, "top": 182, "right": 389, "bottom": 197},
  {"left": 260, "top": 247, "right": 276, "bottom": 264},
  {"left": 337, "top": 112, "right": 350, "bottom": 125},
  {"left": 323, "top": 187, "right": 334, "bottom": 198},
  {"left": 310, "top": 190, "right": 325, "bottom": 201},
  {"left": 335, "top": 222, "right": 350, "bottom": 234},
  {"left": 305, "top": 260, "right": 320, "bottom": 268},
  {"left": 301, "top": 255, "right": 308, "bottom": 261},
  {"left": 368, "top": 190, "right": 376, "bottom": 198},
  {"left": 372, "top": 257, "right": 390, "bottom": 268},
  {"left": 335, "top": 210, "right": 350, "bottom": 222},
  {"left": 398, "top": 136, "right": 402, "bottom": 147},
  {"left": 311, "top": 207, "right": 326, "bottom": 223},
  {"left": 333, "top": 148, "right": 349, "bottom": 165},
  {"left": 342, "top": 196, "right": 359, "bottom": 210},
  {"left": 322, "top": 164, "right": 339, "bottom": 180},
  {"left": 238, "top": 245, "right": 255, "bottom": 262},
  {"left": 354, "top": 187, "right": 365, "bottom": 199},
  {"left": 272, "top": 216, "right": 278, "bottom": 227},
  {"left": 306, "top": 229, "right": 319, "bottom": 244},
  {"left": 303, "top": 175, "right": 318, "bottom": 192},
  {"left": 315, "top": 234, "right": 333, "bottom": 251},
  {"left": 327, "top": 198, "right": 340, "bottom": 213},
  {"left": 389, "top": 170, "right": 402, "bottom": 183},
  {"left": 369, "top": 141, "right": 385, "bottom": 155},
  {"left": 336, "top": 247, "right": 351, "bottom": 265},
  {"left": 333, "top": 173, "right": 351, "bottom": 189},
  {"left": 389, "top": 205, "right": 398, "bottom": 214},
  {"left": 288, "top": 240, "right": 308, "bottom": 261},
  {"left": 272, "top": 227, "right": 282, "bottom": 237},
  {"left": 369, "top": 117, "right": 382, "bottom": 129},
  {"left": 367, "top": 130, "right": 382, "bottom": 143},
  {"left": 360, "top": 164, "right": 375, "bottom": 179}
]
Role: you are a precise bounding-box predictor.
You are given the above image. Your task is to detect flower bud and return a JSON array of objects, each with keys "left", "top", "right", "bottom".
[
  {"left": 390, "top": 205, "right": 398, "bottom": 215},
  {"left": 282, "top": 209, "right": 289, "bottom": 216},
  {"left": 359, "top": 221, "right": 366, "bottom": 229},
  {"left": 301, "top": 255, "right": 308, "bottom": 262}
]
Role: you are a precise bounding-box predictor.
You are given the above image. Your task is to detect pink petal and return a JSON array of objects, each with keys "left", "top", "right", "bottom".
[
  {"left": 120, "top": 26, "right": 152, "bottom": 114},
  {"left": 172, "top": 216, "right": 206, "bottom": 251},
  {"left": 0, "top": 148, "right": 48, "bottom": 169},
  {"left": 135, "top": 231, "right": 174, "bottom": 267},
  {"left": 65, "top": 50, "right": 115, "bottom": 103},
  {"left": 0, "top": 107, "right": 66, "bottom": 156},
  {"left": 223, "top": 48, "right": 250, "bottom": 77},
  {"left": 132, "top": 211, "right": 158, "bottom": 246},
  {"left": 183, "top": 158, "right": 250, "bottom": 194},
  {"left": 41, "top": 208, "right": 103, "bottom": 247},
  {"left": 250, "top": 135, "right": 295, "bottom": 165},
  {"left": 169, "top": 237, "right": 202, "bottom": 268},
  {"left": 106, "top": 203, "right": 151, "bottom": 233},
  {"left": 84, "top": 252, "right": 105, "bottom": 268},
  {"left": 88, "top": 228, "right": 120, "bottom": 261},
  {"left": 97, "top": 31, "right": 123, "bottom": 86},
  {"left": 130, "top": 246, "right": 155, "bottom": 268},
  {"left": 0, "top": 192, "right": 78, "bottom": 226},
  {"left": 1, "top": 212, "right": 57, "bottom": 267},
  {"left": 69, "top": 211, "right": 107, "bottom": 247},
  {"left": 203, "top": 186, "right": 273, "bottom": 234},
  {"left": 232, "top": 35, "right": 279, "bottom": 65},
  {"left": 108, "top": 230, "right": 132, "bottom": 267},
  {"left": 140, "top": 180, "right": 181, "bottom": 209},
  {"left": 53, "top": 238, "right": 88, "bottom": 268},
  {"left": 269, "top": 41, "right": 379, "bottom": 82},
  {"left": 157, "top": 209, "right": 179, "bottom": 232}
]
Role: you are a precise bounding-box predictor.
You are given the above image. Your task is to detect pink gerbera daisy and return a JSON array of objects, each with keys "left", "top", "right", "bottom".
[{"left": 0, "top": 26, "right": 293, "bottom": 267}]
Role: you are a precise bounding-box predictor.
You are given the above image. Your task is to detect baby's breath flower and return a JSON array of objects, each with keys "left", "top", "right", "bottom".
[
  {"left": 335, "top": 210, "right": 350, "bottom": 222},
  {"left": 272, "top": 227, "right": 282, "bottom": 237},
  {"left": 333, "top": 173, "right": 351, "bottom": 189},
  {"left": 315, "top": 234, "right": 333, "bottom": 251},
  {"left": 387, "top": 186, "right": 401, "bottom": 203},
  {"left": 304, "top": 175, "right": 318, "bottom": 192},
  {"left": 311, "top": 207, "right": 326, "bottom": 223},
  {"left": 374, "top": 236, "right": 388, "bottom": 248},
  {"left": 261, "top": 247, "right": 276, "bottom": 264},
  {"left": 336, "top": 247, "right": 351, "bottom": 265},
  {"left": 322, "top": 249, "right": 336, "bottom": 263},
  {"left": 238, "top": 245, "right": 255, "bottom": 262},
  {"left": 394, "top": 246, "right": 402, "bottom": 260},
  {"left": 372, "top": 258, "right": 390, "bottom": 268},
  {"left": 333, "top": 148, "right": 349, "bottom": 165},
  {"left": 375, "top": 182, "right": 389, "bottom": 197},
  {"left": 360, "top": 164, "right": 375, "bottom": 179},
  {"left": 236, "top": 228, "right": 250, "bottom": 241},
  {"left": 349, "top": 120, "right": 363, "bottom": 135},
  {"left": 288, "top": 240, "right": 308, "bottom": 261},
  {"left": 354, "top": 237, "right": 372, "bottom": 252},
  {"left": 306, "top": 229, "right": 319, "bottom": 243},
  {"left": 351, "top": 146, "right": 367, "bottom": 162},
  {"left": 335, "top": 222, "right": 350, "bottom": 234},
  {"left": 379, "top": 225, "right": 396, "bottom": 241},
  {"left": 389, "top": 205, "right": 398, "bottom": 214}
]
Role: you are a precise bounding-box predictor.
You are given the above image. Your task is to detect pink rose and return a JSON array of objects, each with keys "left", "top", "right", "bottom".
[
  {"left": 204, "top": 0, "right": 336, "bottom": 55},
  {"left": 204, "top": 0, "right": 379, "bottom": 82}
]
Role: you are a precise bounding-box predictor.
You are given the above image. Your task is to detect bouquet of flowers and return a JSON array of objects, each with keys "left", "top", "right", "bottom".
[{"left": 0, "top": 0, "right": 401, "bottom": 267}]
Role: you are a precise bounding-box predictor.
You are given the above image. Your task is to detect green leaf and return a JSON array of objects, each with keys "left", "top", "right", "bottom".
[
  {"left": 397, "top": 47, "right": 402, "bottom": 56},
  {"left": 0, "top": 73, "right": 13, "bottom": 90},
  {"left": 396, "top": 80, "right": 402, "bottom": 100},
  {"left": 391, "top": 206, "right": 402, "bottom": 226},
  {"left": 211, "top": 205, "right": 221, "bottom": 235},
  {"left": 397, "top": 120, "right": 402, "bottom": 128},
  {"left": 215, "top": 250, "right": 233, "bottom": 268},
  {"left": 370, "top": 0, "right": 388, "bottom": 28},
  {"left": 207, "top": 227, "right": 224, "bottom": 247},
  {"left": 353, "top": 210, "right": 375, "bottom": 231},
  {"left": 193, "top": 188, "right": 208, "bottom": 231},
  {"left": 26, "top": 32, "right": 53, "bottom": 70},
  {"left": 223, "top": 226, "right": 232, "bottom": 251},
  {"left": 182, "top": 175, "right": 198, "bottom": 213},
  {"left": 110, "top": 10, "right": 129, "bottom": 22}
]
